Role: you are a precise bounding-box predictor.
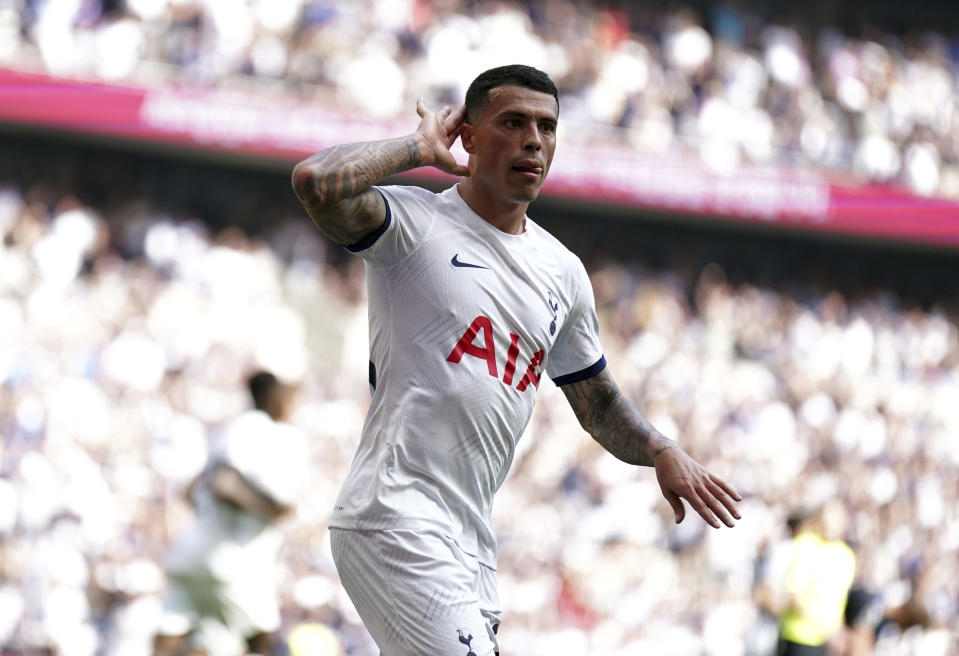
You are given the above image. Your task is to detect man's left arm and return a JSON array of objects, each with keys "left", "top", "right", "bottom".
[
  {"left": 561, "top": 368, "right": 742, "bottom": 528},
  {"left": 210, "top": 464, "right": 291, "bottom": 520}
]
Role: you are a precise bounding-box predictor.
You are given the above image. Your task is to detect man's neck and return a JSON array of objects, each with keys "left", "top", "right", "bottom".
[{"left": 457, "top": 179, "right": 527, "bottom": 235}]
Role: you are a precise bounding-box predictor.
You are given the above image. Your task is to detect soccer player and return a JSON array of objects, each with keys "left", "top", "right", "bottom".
[
  {"left": 292, "top": 64, "right": 742, "bottom": 655},
  {"left": 154, "top": 371, "right": 308, "bottom": 656}
]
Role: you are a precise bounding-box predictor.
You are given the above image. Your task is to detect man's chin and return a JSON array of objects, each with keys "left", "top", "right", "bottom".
[{"left": 509, "top": 183, "right": 543, "bottom": 203}]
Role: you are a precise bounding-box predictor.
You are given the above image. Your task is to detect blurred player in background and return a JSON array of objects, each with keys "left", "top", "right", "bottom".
[
  {"left": 153, "top": 371, "right": 308, "bottom": 656},
  {"left": 292, "top": 64, "right": 742, "bottom": 655},
  {"left": 756, "top": 501, "right": 856, "bottom": 656}
]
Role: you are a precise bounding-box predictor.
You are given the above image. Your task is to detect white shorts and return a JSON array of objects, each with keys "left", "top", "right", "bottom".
[{"left": 330, "top": 527, "right": 501, "bottom": 656}]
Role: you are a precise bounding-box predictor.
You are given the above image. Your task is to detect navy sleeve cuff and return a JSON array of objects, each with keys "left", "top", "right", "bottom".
[
  {"left": 344, "top": 188, "right": 392, "bottom": 253},
  {"left": 551, "top": 356, "right": 607, "bottom": 386}
]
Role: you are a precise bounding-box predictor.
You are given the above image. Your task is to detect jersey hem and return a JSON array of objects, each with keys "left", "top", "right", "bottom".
[
  {"left": 551, "top": 355, "right": 607, "bottom": 386},
  {"left": 327, "top": 517, "right": 497, "bottom": 569}
]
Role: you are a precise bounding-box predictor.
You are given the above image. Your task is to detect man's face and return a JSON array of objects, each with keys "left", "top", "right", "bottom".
[{"left": 461, "top": 85, "right": 558, "bottom": 203}]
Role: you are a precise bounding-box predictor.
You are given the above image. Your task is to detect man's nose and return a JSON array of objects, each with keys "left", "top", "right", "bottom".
[{"left": 524, "top": 126, "right": 542, "bottom": 151}]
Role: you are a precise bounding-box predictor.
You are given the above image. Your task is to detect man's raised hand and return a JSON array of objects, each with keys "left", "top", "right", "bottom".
[{"left": 415, "top": 98, "right": 470, "bottom": 177}]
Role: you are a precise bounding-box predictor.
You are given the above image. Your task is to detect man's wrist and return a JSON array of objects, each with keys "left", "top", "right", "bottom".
[
  {"left": 649, "top": 436, "right": 680, "bottom": 462},
  {"left": 409, "top": 132, "right": 433, "bottom": 168}
]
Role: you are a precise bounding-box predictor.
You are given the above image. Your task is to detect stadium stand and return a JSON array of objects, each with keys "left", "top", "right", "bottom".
[
  {"left": 0, "top": 133, "right": 957, "bottom": 655},
  {"left": 1, "top": 0, "right": 958, "bottom": 196},
  {"left": 1, "top": 1, "right": 958, "bottom": 654}
]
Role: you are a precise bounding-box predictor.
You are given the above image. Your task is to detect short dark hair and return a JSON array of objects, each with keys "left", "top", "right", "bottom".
[
  {"left": 465, "top": 65, "right": 559, "bottom": 123},
  {"left": 248, "top": 370, "right": 280, "bottom": 412}
]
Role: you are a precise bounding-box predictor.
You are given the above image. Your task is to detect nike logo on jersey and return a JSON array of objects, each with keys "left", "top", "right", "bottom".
[{"left": 451, "top": 253, "right": 489, "bottom": 269}]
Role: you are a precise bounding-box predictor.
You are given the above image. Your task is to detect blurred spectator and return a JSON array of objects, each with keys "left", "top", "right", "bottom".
[
  {"left": 0, "top": 139, "right": 957, "bottom": 654},
  {"left": 3, "top": 1, "right": 959, "bottom": 197},
  {"left": 153, "top": 371, "right": 308, "bottom": 656}
]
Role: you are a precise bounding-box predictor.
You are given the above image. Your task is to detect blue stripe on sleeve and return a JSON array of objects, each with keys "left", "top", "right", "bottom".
[
  {"left": 344, "top": 188, "right": 392, "bottom": 253},
  {"left": 551, "top": 356, "right": 607, "bottom": 386}
]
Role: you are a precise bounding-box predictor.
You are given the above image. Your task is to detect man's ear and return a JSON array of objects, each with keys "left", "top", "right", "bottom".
[{"left": 460, "top": 123, "right": 475, "bottom": 154}]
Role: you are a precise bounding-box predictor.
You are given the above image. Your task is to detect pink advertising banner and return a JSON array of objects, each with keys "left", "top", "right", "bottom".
[{"left": 3, "top": 68, "right": 958, "bottom": 247}]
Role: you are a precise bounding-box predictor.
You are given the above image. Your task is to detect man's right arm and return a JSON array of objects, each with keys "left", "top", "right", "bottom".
[
  {"left": 291, "top": 101, "right": 469, "bottom": 246},
  {"left": 291, "top": 136, "right": 420, "bottom": 245},
  {"left": 210, "top": 463, "right": 290, "bottom": 520}
]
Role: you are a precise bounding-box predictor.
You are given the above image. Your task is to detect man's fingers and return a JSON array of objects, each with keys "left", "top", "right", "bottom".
[
  {"left": 417, "top": 99, "right": 467, "bottom": 178},
  {"left": 706, "top": 478, "right": 741, "bottom": 520},
  {"left": 711, "top": 473, "right": 743, "bottom": 502},
  {"left": 687, "top": 490, "right": 721, "bottom": 529},
  {"left": 703, "top": 488, "right": 735, "bottom": 527},
  {"left": 420, "top": 99, "right": 465, "bottom": 150},
  {"left": 443, "top": 104, "right": 468, "bottom": 132},
  {"left": 663, "top": 487, "right": 685, "bottom": 524},
  {"left": 447, "top": 123, "right": 464, "bottom": 144},
  {"left": 435, "top": 151, "right": 470, "bottom": 177},
  {"left": 443, "top": 116, "right": 466, "bottom": 138},
  {"left": 443, "top": 158, "right": 470, "bottom": 177},
  {"left": 437, "top": 105, "right": 452, "bottom": 128}
]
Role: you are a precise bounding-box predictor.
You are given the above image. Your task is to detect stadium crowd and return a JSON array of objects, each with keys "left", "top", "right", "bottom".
[
  {"left": 2, "top": 0, "right": 959, "bottom": 197},
  {"left": 0, "top": 138, "right": 957, "bottom": 655}
]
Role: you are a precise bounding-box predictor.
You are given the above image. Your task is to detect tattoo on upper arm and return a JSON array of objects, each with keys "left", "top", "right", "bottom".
[
  {"left": 561, "top": 369, "right": 675, "bottom": 467},
  {"left": 294, "top": 136, "right": 421, "bottom": 242}
]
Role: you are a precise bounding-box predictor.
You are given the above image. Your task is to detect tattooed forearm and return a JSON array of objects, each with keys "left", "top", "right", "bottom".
[
  {"left": 561, "top": 369, "right": 678, "bottom": 467},
  {"left": 292, "top": 136, "right": 423, "bottom": 210}
]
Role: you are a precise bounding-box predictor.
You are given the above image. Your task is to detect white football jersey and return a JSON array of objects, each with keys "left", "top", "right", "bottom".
[{"left": 330, "top": 184, "right": 605, "bottom": 567}]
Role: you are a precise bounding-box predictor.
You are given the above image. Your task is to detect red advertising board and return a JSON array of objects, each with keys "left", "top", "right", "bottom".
[{"left": 2, "top": 68, "right": 958, "bottom": 247}]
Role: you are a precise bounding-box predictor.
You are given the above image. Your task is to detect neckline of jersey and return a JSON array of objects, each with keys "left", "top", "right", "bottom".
[{"left": 449, "top": 184, "right": 533, "bottom": 245}]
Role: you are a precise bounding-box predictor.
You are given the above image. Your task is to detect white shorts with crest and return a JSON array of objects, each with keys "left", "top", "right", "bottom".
[{"left": 330, "top": 527, "right": 501, "bottom": 656}]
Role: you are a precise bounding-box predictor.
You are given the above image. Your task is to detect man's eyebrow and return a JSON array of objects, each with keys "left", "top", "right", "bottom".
[{"left": 496, "top": 110, "right": 558, "bottom": 123}]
